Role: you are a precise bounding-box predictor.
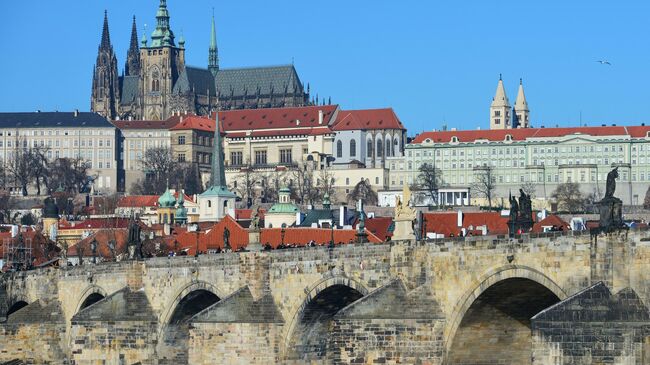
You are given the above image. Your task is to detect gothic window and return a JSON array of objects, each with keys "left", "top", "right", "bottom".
[
  {"left": 394, "top": 138, "right": 399, "bottom": 154},
  {"left": 151, "top": 69, "right": 160, "bottom": 92},
  {"left": 367, "top": 139, "right": 373, "bottom": 158},
  {"left": 350, "top": 139, "right": 356, "bottom": 157},
  {"left": 386, "top": 138, "right": 391, "bottom": 157},
  {"left": 336, "top": 140, "right": 343, "bottom": 158},
  {"left": 377, "top": 139, "right": 383, "bottom": 157}
]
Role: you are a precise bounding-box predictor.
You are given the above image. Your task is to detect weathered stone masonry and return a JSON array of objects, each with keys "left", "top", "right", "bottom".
[{"left": 1, "top": 231, "right": 650, "bottom": 364}]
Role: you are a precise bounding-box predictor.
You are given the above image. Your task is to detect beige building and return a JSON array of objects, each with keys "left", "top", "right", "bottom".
[
  {"left": 0, "top": 111, "right": 118, "bottom": 194},
  {"left": 169, "top": 115, "right": 215, "bottom": 187},
  {"left": 113, "top": 119, "right": 175, "bottom": 191}
]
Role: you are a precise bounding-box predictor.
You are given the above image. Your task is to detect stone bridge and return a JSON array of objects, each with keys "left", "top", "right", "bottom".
[{"left": 2, "top": 231, "right": 650, "bottom": 364}]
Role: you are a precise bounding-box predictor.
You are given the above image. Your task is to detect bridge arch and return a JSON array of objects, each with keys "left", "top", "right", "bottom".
[
  {"left": 74, "top": 286, "right": 107, "bottom": 314},
  {"left": 158, "top": 281, "right": 224, "bottom": 327},
  {"left": 445, "top": 265, "right": 567, "bottom": 364},
  {"left": 6, "top": 299, "right": 29, "bottom": 317},
  {"left": 283, "top": 275, "right": 369, "bottom": 361}
]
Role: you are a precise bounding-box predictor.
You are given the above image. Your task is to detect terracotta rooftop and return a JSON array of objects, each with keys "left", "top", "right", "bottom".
[
  {"left": 117, "top": 195, "right": 159, "bottom": 208},
  {"left": 332, "top": 108, "right": 405, "bottom": 131},
  {"left": 169, "top": 115, "right": 215, "bottom": 132},
  {"left": 532, "top": 215, "right": 570, "bottom": 233},
  {"left": 112, "top": 119, "right": 179, "bottom": 130},
  {"left": 218, "top": 105, "right": 338, "bottom": 131},
  {"left": 412, "top": 125, "right": 650, "bottom": 144},
  {"left": 422, "top": 211, "right": 509, "bottom": 237}
]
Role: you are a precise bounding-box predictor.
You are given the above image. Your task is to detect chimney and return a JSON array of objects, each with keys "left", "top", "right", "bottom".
[
  {"left": 339, "top": 206, "right": 346, "bottom": 228},
  {"left": 318, "top": 110, "right": 324, "bottom": 125},
  {"left": 295, "top": 212, "right": 302, "bottom": 226},
  {"left": 457, "top": 210, "right": 463, "bottom": 227}
]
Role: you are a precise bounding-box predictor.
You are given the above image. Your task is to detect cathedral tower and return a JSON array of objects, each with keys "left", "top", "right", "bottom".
[
  {"left": 139, "top": 0, "right": 185, "bottom": 120},
  {"left": 125, "top": 16, "right": 141, "bottom": 76},
  {"left": 91, "top": 11, "right": 120, "bottom": 119},
  {"left": 208, "top": 13, "right": 219, "bottom": 76},
  {"left": 514, "top": 78, "right": 530, "bottom": 128},
  {"left": 490, "top": 75, "right": 511, "bottom": 130}
]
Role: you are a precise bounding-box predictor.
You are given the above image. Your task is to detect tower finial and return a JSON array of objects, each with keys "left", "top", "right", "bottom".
[
  {"left": 499, "top": 73, "right": 502, "bottom": 81},
  {"left": 101, "top": 10, "right": 111, "bottom": 49},
  {"left": 520, "top": 77, "right": 523, "bottom": 85},
  {"left": 208, "top": 11, "right": 219, "bottom": 75}
]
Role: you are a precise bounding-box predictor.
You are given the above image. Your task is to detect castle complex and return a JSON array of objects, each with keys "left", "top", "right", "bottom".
[{"left": 90, "top": 0, "right": 310, "bottom": 121}]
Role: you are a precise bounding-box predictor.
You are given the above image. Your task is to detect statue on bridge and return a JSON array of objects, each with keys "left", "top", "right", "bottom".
[
  {"left": 127, "top": 217, "right": 143, "bottom": 260},
  {"left": 597, "top": 167, "right": 625, "bottom": 233},
  {"left": 507, "top": 189, "right": 534, "bottom": 236}
]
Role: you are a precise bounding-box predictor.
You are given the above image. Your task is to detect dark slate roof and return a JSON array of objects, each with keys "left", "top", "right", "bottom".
[
  {"left": 299, "top": 208, "right": 358, "bottom": 228},
  {"left": 0, "top": 112, "right": 113, "bottom": 128},
  {"left": 120, "top": 75, "right": 139, "bottom": 105},
  {"left": 215, "top": 64, "right": 303, "bottom": 96},
  {"left": 173, "top": 66, "right": 216, "bottom": 95}
]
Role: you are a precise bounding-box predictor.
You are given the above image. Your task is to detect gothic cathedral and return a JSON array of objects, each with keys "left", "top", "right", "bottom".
[{"left": 91, "top": 0, "right": 311, "bottom": 121}]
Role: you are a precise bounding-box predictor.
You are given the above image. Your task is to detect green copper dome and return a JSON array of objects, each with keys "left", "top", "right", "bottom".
[
  {"left": 158, "top": 189, "right": 176, "bottom": 208},
  {"left": 175, "top": 193, "right": 187, "bottom": 223},
  {"left": 268, "top": 203, "right": 299, "bottom": 214}
]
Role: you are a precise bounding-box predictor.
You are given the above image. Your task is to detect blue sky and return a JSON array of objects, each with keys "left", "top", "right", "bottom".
[{"left": 1, "top": 0, "right": 649, "bottom": 135}]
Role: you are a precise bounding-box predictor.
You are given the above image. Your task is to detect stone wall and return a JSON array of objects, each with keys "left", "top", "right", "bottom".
[{"left": 0, "top": 322, "right": 67, "bottom": 363}]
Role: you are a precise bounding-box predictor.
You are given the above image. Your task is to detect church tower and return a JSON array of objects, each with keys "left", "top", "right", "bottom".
[
  {"left": 514, "top": 78, "right": 530, "bottom": 128},
  {"left": 208, "top": 14, "right": 219, "bottom": 76},
  {"left": 139, "top": 0, "right": 185, "bottom": 120},
  {"left": 91, "top": 11, "right": 120, "bottom": 119},
  {"left": 125, "top": 16, "right": 141, "bottom": 76},
  {"left": 490, "top": 75, "right": 511, "bottom": 130}
]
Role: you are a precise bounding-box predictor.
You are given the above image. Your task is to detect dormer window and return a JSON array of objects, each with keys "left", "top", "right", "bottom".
[
  {"left": 451, "top": 136, "right": 459, "bottom": 143},
  {"left": 424, "top": 138, "right": 432, "bottom": 144},
  {"left": 505, "top": 134, "right": 513, "bottom": 142}
]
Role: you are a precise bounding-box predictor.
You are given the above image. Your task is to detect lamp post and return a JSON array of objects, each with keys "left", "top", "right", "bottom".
[
  {"left": 193, "top": 224, "right": 201, "bottom": 257},
  {"left": 281, "top": 225, "right": 286, "bottom": 247},
  {"left": 329, "top": 210, "right": 335, "bottom": 249}
]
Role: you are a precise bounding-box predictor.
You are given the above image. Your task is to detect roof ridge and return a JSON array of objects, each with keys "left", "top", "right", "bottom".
[{"left": 219, "top": 64, "right": 295, "bottom": 71}]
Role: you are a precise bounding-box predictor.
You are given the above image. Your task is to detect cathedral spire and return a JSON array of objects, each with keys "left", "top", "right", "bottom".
[
  {"left": 150, "top": 0, "right": 175, "bottom": 47},
  {"left": 208, "top": 11, "right": 219, "bottom": 76},
  {"left": 514, "top": 78, "right": 530, "bottom": 128},
  {"left": 100, "top": 10, "right": 111, "bottom": 49},
  {"left": 125, "top": 16, "right": 141, "bottom": 76},
  {"left": 489, "top": 75, "right": 511, "bottom": 130}
]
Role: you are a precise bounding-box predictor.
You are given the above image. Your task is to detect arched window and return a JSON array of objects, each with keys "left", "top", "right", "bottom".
[
  {"left": 207, "top": 200, "right": 212, "bottom": 208},
  {"left": 377, "top": 139, "right": 383, "bottom": 157},
  {"left": 386, "top": 138, "right": 391, "bottom": 157},
  {"left": 350, "top": 139, "right": 356, "bottom": 157},
  {"left": 367, "top": 139, "right": 373, "bottom": 158},
  {"left": 336, "top": 140, "right": 343, "bottom": 158},
  {"left": 394, "top": 138, "right": 399, "bottom": 154}
]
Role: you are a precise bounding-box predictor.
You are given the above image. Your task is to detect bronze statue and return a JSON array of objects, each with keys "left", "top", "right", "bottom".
[
  {"left": 127, "top": 217, "right": 143, "bottom": 260},
  {"left": 509, "top": 193, "right": 519, "bottom": 222},
  {"left": 223, "top": 227, "right": 231, "bottom": 251},
  {"left": 605, "top": 167, "right": 619, "bottom": 198}
]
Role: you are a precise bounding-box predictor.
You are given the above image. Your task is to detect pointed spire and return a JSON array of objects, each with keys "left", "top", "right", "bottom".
[
  {"left": 100, "top": 10, "right": 111, "bottom": 49},
  {"left": 125, "top": 16, "right": 141, "bottom": 76},
  {"left": 210, "top": 114, "right": 227, "bottom": 188},
  {"left": 208, "top": 10, "right": 219, "bottom": 76},
  {"left": 491, "top": 75, "right": 510, "bottom": 107},
  {"left": 150, "top": 0, "right": 175, "bottom": 47},
  {"left": 515, "top": 78, "right": 528, "bottom": 112}
]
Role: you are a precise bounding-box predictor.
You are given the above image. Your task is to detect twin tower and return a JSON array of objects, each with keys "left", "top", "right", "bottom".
[{"left": 489, "top": 75, "right": 530, "bottom": 130}]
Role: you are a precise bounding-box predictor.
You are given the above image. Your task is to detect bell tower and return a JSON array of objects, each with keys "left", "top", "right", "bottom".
[
  {"left": 139, "top": 0, "right": 185, "bottom": 120},
  {"left": 90, "top": 11, "right": 120, "bottom": 119}
]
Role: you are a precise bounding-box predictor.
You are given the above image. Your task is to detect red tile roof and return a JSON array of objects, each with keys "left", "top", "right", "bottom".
[
  {"left": 169, "top": 115, "right": 215, "bottom": 132},
  {"left": 532, "top": 215, "right": 570, "bottom": 233},
  {"left": 358, "top": 217, "right": 393, "bottom": 241},
  {"left": 422, "top": 211, "right": 509, "bottom": 237},
  {"left": 332, "top": 108, "right": 405, "bottom": 131},
  {"left": 164, "top": 215, "right": 250, "bottom": 255},
  {"left": 411, "top": 125, "right": 650, "bottom": 144},
  {"left": 1, "top": 229, "right": 59, "bottom": 269},
  {"left": 67, "top": 229, "right": 129, "bottom": 258},
  {"left": 112, "top": 119, "right": 179, "bottom": 130},
  {"left": 235, "top": 209, "right": 266, "bottom": 221},
  {"left": 259, "top": 227, "right": 382, "bottom": 248},
  {"left": 117, "top": 195, "right": 159, "bottom": 208},
  {"left": 218, "top": 105, "right": 338, "bottom": 131}
]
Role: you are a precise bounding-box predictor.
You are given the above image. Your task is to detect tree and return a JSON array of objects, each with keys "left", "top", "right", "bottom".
[
  {"left": 133, "top": 146, "right": 178, "bottom": 195},
  {"left": 7, "top": 141, "right": 34, "bottom": 196},
  {"left": 30, "top": 145, "right": 50, "bottom": 196},
  {"left": 551, "top": 182, "right": 585, "bottom": 213},
  {"left": 472, "top": 166, "right": 497, "bottom": 209},
  {"left": 413, "top": 163, "right": 443, "bottom": 206},
  {"left": 289, "top": 163, "right": 317, "bottom": 205},
  {"left": 259, "top": 168, "right": 288, "bottom": 203},
  {"left": 316, "top": 168, "right": 336, "bottom": 203},
  {"left": 520, "top": 180, "right": 537, "bottom": 199},
  {"left": 230, "top": 168, "right": 260, "bottom": 207},
  {"left": 644, "top": 186, "right": 650, "bottom": 210},
  {"left": 48, "top": 157, "right": 96, "bottom": 194},
  {"left": 347, "top": 178, "right": 378, "bottom": 206},
  {"left": 0, "top": 191, "right": 17, "bottom": 223}
]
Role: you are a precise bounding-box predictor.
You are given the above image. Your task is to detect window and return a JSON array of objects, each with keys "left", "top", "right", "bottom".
[
  {"left": 280, "top": 149, "right": 292, "bottom": 164},
  {"left": 254, "top": 150, "right": 267, "bottom": 165},
  {"left": 178, "top": 153, "right": 186, "bottom": 162},
  {"left": 367, "top": 139, "right": 373, "bottom": 158},
  {"left": 350, "top": 139, "right": 356, "bottom": 157},
  {"left": 377, "top": 139, "right": 383, "bottom": 157},
  {"left": 178, "top": 135, "right": 185, "bottom": 145},
  {"left": 230, "top": 151, "right": 243, "bottom": 166},
  {"left": 336, "top": 140, "right": 343, "bottom": 158}
]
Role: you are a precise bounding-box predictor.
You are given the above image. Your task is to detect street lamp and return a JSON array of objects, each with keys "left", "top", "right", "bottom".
[
  {"left": 281, "top": 224, "right": 286, "bottom": 247},
  {"left": 329, "top": 210, "right": 335, "bottom": 249},
  {"left": 193, "top": 223, "right": 201, "bottom": 257}
]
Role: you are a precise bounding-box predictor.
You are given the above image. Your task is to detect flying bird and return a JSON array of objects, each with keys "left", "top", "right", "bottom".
[{"left": 597, "top": 60, "right": 612, "bottom": 65}]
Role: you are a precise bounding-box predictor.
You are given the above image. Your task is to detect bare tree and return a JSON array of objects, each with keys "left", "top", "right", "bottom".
[
  {"left": 347, "top": 178, "right": 378, "bottom": 206},
  {"left": 413, "top": 163, "right": 443, "bottom": 206},
  {"left": 316, "top": 168, "right": 336, "bottom": 203},
  {"left": 139, "top": 146, "right": 178, "bottom": 194},
  {"left": 0, "top": 190, "right": 18, "bottom": 223},
  {"left": 31, "top": 145, "right": 50, "bottom": 195},
  {"left": 551, "top": 182, "right": 585, "bottom": 213},
  {"left": 472, "top": 166, "right": 497, "bottom": 209},
  {"left": 48, "top": 158, "right": 96, "bottom": 194},
  {"left": 7, "top": 140, "right": 33, "bottom": 196},
  {"left": 289, "top": 163, "right": 317, "bottom": 205},
  {"left": 230, "top": 167, "right": 260, "bottom": 207},
  {"left": 259, "top": 168, "right": 288, "bottom": 203},
  {"left": 520, "top": 180, "right": 537, "bottom": 199}
]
